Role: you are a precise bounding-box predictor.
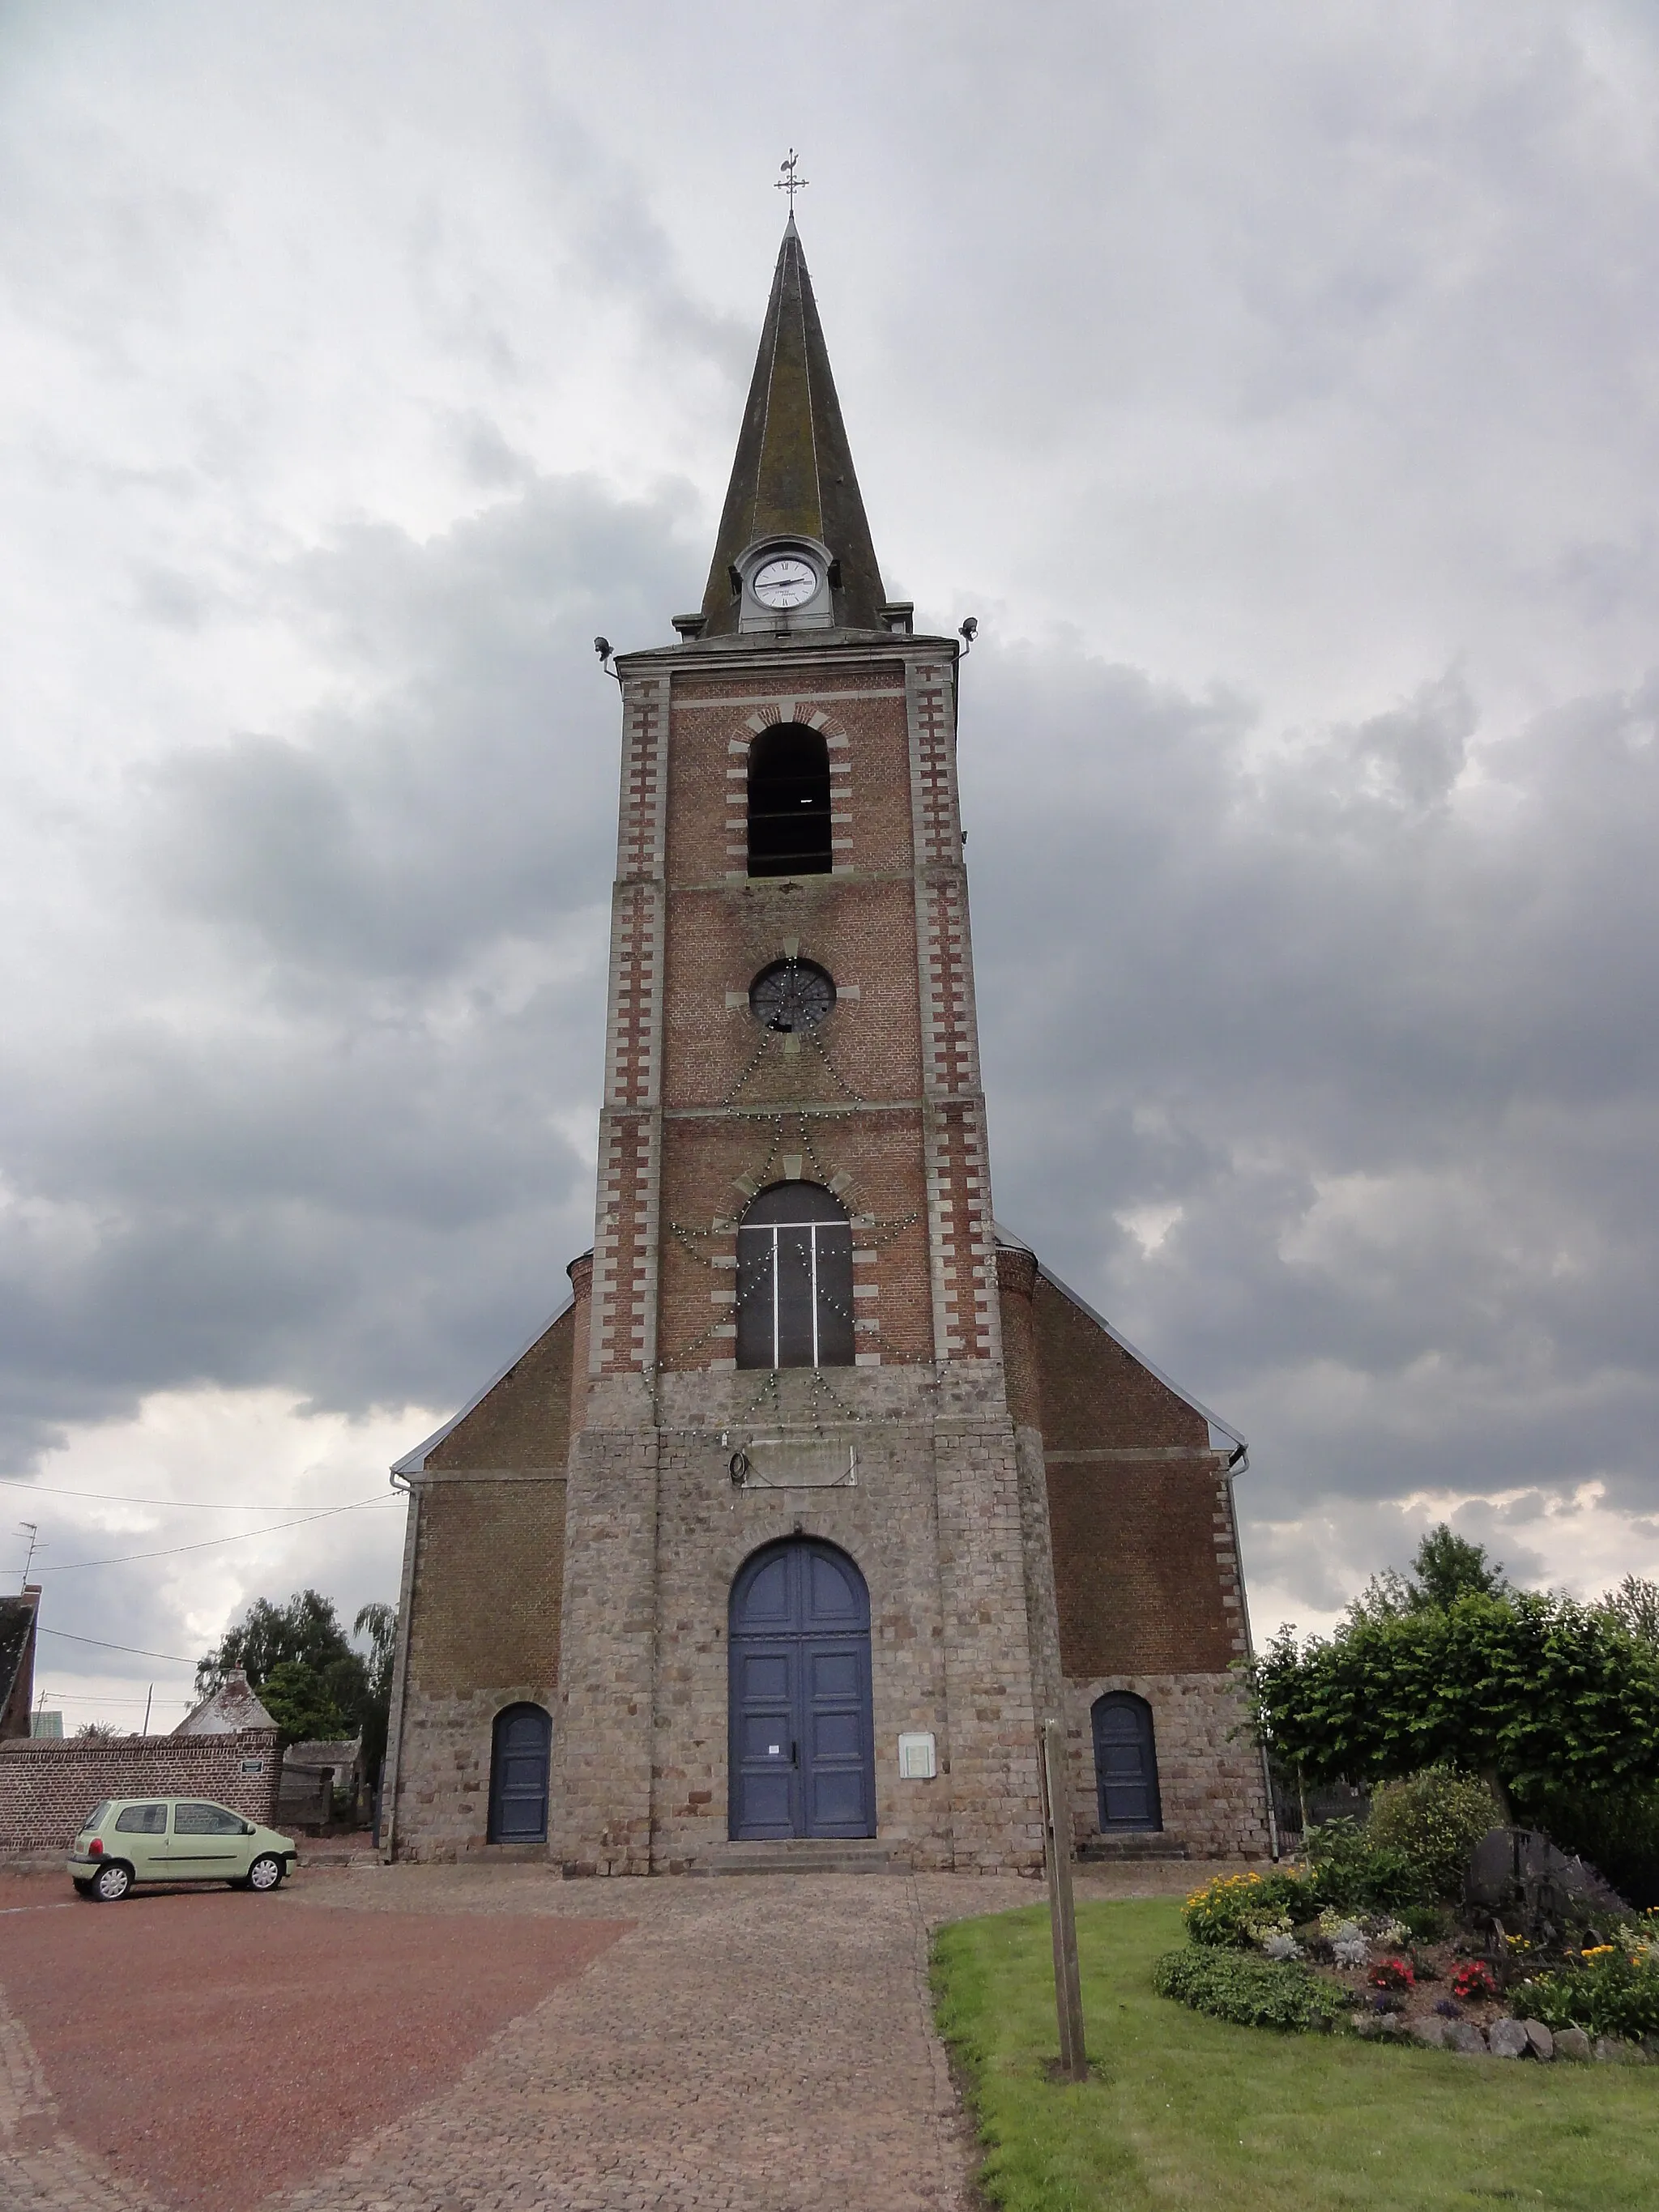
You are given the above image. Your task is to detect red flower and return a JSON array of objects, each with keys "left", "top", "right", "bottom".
[
  {"left": 1368, "top": 1956, "right": 1416, "bottom": 1992},
  {"left": 1451, "top": 1962, "right": 1498, "bottom": 2002}
]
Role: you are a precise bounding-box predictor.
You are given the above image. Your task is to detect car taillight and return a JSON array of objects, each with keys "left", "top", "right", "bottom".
[{"left": 88, "top": 1839, "right": 103, "bottom": 1856}]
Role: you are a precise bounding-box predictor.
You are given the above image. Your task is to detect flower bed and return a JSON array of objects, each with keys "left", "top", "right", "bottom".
[
  {"left": 1158, "top": 1873, "right": 1659, "bottom": 2059},
  {"left": 1513, "top": 1932, "right": 1659, "bottom": 2042}
]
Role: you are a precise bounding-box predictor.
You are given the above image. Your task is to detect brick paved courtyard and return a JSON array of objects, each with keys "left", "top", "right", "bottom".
[{"left": 1, "top": 1860, "right": 1224, "bottom": 2212}]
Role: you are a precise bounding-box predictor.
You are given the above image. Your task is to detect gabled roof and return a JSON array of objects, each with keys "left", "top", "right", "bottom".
[
  {"left": 391, "top": 1293, "right": 574, "bottom": 1477},
  {"left": 996, "top": 1223, "right": 1249, "bottom": 1464},
  {"left": 173, "top": 1669, "right": 277, "bottom": 1736},
  {"left": 700, "top": 219, "right": 885, "bottom": 636}
]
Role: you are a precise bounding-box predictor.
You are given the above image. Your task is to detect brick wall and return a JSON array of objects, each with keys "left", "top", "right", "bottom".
[
  {"left": 0, "top": 1730, "right": 280, "bottom": 1856},
  {"left": 1047, "top": 1460, "right": 1243, "bottom": 1674},
  {"left": 386, "top": 1301, "right": 574, "bottom": 1861}
]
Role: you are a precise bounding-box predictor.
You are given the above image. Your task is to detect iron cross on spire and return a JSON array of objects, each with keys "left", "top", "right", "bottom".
[{"left": 775, "top": 149, "right": 808, "bottom": 211}]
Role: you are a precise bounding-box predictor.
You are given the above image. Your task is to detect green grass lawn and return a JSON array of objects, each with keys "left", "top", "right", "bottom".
[{"left": 931, "top": 1899, "right": 1657, "bottom": 2212}]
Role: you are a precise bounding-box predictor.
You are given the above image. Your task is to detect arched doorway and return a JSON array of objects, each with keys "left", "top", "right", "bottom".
[
  {"left": 488, "top": 1703, "right": 552, "bottom": 1843},
  {"left": 728, "top": 1539, "right": 875, "bottom": 1840},
  {"left": 1091, "top": 1691, "right": 1162, "bottom": 1832}
]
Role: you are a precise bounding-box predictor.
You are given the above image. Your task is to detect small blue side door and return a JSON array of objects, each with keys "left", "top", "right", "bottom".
[
  {"left": 1092, "top": 1693, "right": 1162, "bottom": 1831},
  {"left": 488, "top": 1704, "right": 552, "bottom": 1843}
]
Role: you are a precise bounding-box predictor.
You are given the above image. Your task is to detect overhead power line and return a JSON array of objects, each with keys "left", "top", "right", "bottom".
[
  {"left": 0, "top": 1473, "right": 378, "bottom": 1511},
  {"left": 18, "top": 1493, "right": 401, "bottom": 1574},
  {"left": 36, "top": 1626, "right": 200, "bottom": 1665}
]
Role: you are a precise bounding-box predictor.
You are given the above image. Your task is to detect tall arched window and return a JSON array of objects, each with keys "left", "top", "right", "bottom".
[
  {"left": 748, "top": 722, "right": 832, "bottom": 877},
  {"left": 736, "top": 1181, "right": 855, "bottom": 1369}
]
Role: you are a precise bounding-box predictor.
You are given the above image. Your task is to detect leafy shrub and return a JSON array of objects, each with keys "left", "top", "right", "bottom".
[
  {"left": 1181, "top": 1869, "right": 1316, "bottom": 1948},
  {"left": 1515, "top": 1946, "right": 1659, "bottom": 2039},
  {"left": 1366, "top": 1768, "right": 1501, "bottom": 1899},
  {"left": 1304, "top": 1818, "right": 1422, "bottom": 1911},
  {"left": 1152, "top": 1948, "right": 1350, "bottom": 2033}
]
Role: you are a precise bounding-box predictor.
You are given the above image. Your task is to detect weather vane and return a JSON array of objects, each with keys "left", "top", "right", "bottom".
[{"left": 776, "top": 149, "right": 808, "bottom": 212}]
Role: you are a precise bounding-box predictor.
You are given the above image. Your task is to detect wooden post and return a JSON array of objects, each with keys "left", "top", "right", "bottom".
[{"left": 1038, "top": 1715, "right": 1088, "bottom": 2080}]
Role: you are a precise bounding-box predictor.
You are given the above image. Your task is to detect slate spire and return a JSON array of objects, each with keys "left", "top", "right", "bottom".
[{"left": 700, "top": 218, "right": 885, "bottom": 635}]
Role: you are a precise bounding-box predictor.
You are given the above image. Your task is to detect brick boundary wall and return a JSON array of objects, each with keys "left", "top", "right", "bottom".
[{"left": 0, "top": 1729, "right": 281, "bottom": 1856}]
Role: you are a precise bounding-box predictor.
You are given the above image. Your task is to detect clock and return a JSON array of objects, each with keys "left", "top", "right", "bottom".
[
  {"left": 752, "top": 555, "right": 820, "bottom": 610},
  {"left": 749, "top": 957, "right": 836, "bottom": 1032}
]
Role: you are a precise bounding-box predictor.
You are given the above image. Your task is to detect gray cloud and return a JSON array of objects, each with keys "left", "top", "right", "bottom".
[{"left": 3, "top": 1, "right": 1657, "bottom": 1695}]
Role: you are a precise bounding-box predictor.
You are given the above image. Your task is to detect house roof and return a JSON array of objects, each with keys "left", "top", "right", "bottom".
[
  {"left": 283, "top": 1737, "right": 362, "bottom": 1770},
  {"left": 173, "top": 1669, "right": 277, "bottom": 1735}
]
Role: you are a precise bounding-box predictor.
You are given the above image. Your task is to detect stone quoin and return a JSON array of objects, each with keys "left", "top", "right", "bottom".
[{"left": 379, "top": 216, "right": 1269, "bottom": 1872}]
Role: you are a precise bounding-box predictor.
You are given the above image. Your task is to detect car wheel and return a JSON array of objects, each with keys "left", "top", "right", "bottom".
[
  {"left": 91, "top": 1860, "right": 132, "bottom": 1903},
  {"left": 72, "top": 1877, "right": 96, "bottom": 1899},
  {"left": 246, "top": 1852, "right": 284, "bottom": 1892}
]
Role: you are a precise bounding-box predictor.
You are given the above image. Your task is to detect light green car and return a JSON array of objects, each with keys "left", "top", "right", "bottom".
[{"left": 67, "top": 1797, "right": 296, "bottom": 1902}]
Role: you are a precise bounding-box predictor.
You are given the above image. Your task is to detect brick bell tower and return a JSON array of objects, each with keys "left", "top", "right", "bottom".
[
  {"left": 380, "top": 215, "right": 1267, "bottom": 1873},
  {"left": 548, "top": 215, "right": 1050, "bottom": 1873}
]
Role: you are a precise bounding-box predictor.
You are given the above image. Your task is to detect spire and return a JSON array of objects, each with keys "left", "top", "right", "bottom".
[{"left": 700, "top": 223, "right": 885, "bottom": 635}]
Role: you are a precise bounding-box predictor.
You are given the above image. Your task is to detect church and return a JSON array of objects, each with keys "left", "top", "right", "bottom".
[{"left": 378, "top": 218, "right": 1269, "bottom": 1873}]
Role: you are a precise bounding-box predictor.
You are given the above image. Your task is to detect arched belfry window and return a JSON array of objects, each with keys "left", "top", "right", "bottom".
[
  {"left": 748, "top": 723, "right": 832, "bottom": 878},
  {"left": 736, "top": 1182, "right": 855, "bottom": 1370}
]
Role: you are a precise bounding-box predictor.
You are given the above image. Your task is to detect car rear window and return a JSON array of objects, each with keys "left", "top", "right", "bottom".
[
  {"left": 173, "top": 1801, "right": 245, "bottom": 1835},
  {"left": 79, "top": 1802, "right": 110, "bottom": 1834},
  {"left": 113, "top": 1804, "right": 168, "bottom": 1835}
]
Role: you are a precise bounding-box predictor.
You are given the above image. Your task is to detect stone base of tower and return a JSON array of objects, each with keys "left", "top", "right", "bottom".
[
  {"left": 383, "top": 1272, "right": 1268, "bottom": 1871},
  {"left": 545, "top": 1367, "right": 1045, "bottom": 1877}
]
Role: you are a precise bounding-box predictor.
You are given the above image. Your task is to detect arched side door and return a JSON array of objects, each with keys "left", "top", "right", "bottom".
[
  {"left": 488, "top": 1703, "right": 552, "bottom": 1843},
  {"left": 729, "top": 1539, "right": 876, "bottom": 1841},
  {"left": 1091, "top": 1692, "right": 1162, "bottom": 1832}
]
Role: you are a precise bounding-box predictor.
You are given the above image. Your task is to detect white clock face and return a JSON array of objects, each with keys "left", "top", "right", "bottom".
[{"left": 752, "top": 556, "right": 819, "bottom": 609}]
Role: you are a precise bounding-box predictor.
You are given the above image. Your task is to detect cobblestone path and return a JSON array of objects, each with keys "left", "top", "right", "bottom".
[{"left": 1, "top": 1860, "right": 1218, "bottom": 2212}]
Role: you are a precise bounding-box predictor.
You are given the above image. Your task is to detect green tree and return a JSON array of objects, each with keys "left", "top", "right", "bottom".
[
  {"left": 257, "top": 1657, "right": 356, "bottom": 1745},
  {"left": 1251, "top": 1590, "right": 1659, "bottom": 1819},
  {"left": 353, "top": 1600, "right": 399, "bottom": 1784},
  {"left": 196, "top": 1588, "right": 358, "bottom": 1695},
  {"left": 1346, "top": 1523, "right": 1509, "bottom": 1623},
  {"left": 197, "top": 1588, "right": 397, "bottom": 1767},
  {"left": 1605, "top": 1575, "right": 1659, "bottom": 1648}
]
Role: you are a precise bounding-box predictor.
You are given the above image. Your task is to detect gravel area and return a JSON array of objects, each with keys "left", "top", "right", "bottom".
[{"left": 1, "top": 1856, "right": 1235, "bottom": 2212}]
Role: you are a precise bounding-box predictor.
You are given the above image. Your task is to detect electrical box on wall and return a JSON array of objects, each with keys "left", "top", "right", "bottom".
[{"left": 898, "top": 1731, "right": 937, "bottom": 1780}]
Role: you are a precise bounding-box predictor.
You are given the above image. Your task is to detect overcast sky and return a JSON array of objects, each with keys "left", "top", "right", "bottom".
[{"left": 4, "top": 1, "right": 1657, "bottom": 1730}]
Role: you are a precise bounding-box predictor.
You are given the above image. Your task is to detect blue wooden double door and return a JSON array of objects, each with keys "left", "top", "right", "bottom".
[{"left": 729, "top": 1539, "right": 876, "bottom": 1840}]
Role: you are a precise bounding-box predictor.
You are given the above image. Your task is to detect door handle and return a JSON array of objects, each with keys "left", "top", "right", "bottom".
[{"left": 791, "top": 1741, "right": 798, "bottom": 1768}]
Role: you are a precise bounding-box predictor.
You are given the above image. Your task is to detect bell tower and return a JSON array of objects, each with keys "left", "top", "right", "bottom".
[
  {"left": 382, "top": 214, "right": 1268, "bottom": 1877},
  {"left": 551, "top": 217, "right": 1050, "bottom": 1873}
]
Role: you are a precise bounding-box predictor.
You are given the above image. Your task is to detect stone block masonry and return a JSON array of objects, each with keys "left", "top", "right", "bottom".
[
  {"left": 1060, "top": 1673, "right": 1269, "bottom": 1859},
  {"left": 0, "top": 1729, "right": 279, "bottom": 1856}
]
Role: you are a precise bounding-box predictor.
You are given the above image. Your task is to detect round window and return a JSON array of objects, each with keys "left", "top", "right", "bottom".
[{"left": 748, "top": 958, "right": 836, "bottom": 1033}]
